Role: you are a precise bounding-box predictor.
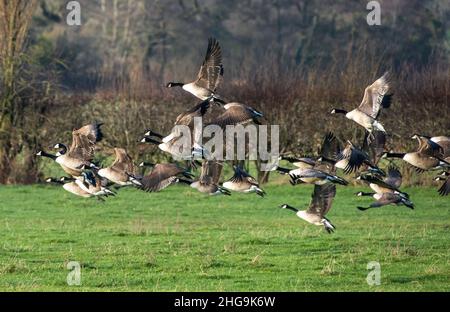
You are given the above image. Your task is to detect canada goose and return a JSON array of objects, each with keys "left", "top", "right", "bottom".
[
  {"left": 361, "top": 130, "right": 386, "bottom": 165},
  {"left": 209, "top": 102, "right": 264, "bottom": 128},
  {"left": 334, "top": 140, "right": 384, "bottom": 175},
  {"left": 356, "top": 166, "right": 408, "bottom": 197},
  {"left": 277, "top": 133, "right": 348, "bottom": 186},
  {"left": 131, "top": 163, "right": 194, "bottom": 192},
  {"left": 280, "top": 184, "right": 337, "bottom": 233},
  {"left": 166, "top": 38, "right": 224, "bottom": 102},
  {"left": 356, "top": 191, "right": 414, "bottom": 210},
  {"left": 289, "top": 168, "right": 348, "bottom": 186},
  {"left": 331, "top": 72, "right": 392, "bottom": 134},
  {"left": 190, "top": 160, "right": 231, "bottom": 195},
  {"left": 148, "top": 99, "right": 211, "bottom": 145},
  {"left": 383, "top": 135, "right": 450, "bottom": 171},
  {"left": 435, "top": 171, "right": 449, "bottom": 196},
  {"left": 75, "top": 171, "right": 116, "bottom": 198},
  {"left": 45, "top": 177, "right": 93, "bottom": 198},
  {"left": 51, "top": 123, "right": 103, "bottom": 171},
  {"left": 97, "top": 148, "right": 139, "bottom": 186},
  {"left": 278, "top": 155, "right": 316, "bottom": 169},
  {"left": 140, "top": 136, "right": 192, "bottom": 159},
  {"left": 36, "top": 150, "right": 83, "bottom": 177},
  {"left": 431, "top": 136, "right": 450, "bottom": 157},
  {"left": 222, "top": 165, "right": 265, "bottom": 197}
]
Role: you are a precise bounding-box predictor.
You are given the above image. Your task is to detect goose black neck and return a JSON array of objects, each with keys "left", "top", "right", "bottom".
[
  {"left": 385, "top": 152, "right": 406, "bottom": 159},
  {"left": 40, "top": 151, "right": 57, "bottom": 160},
  {"left": 285, "top": 205, "right": 299, "bottom": 212},
  {"left": 142, "top": 137, "right": 161, "bottom": 145},
  {"left": 332, "top": 108, "right": 348, "bottom": 115},
  {"left": 167, "top": 82, "right": 184, "bottom": 88},
  {"left": 359, "top": 192, "right": 375, "bottom": 196}
]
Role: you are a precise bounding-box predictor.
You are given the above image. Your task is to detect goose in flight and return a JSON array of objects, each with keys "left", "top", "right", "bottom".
[
  {"left": 208, "top": 102, "right": 264, "bottom": 128},
  {"left": 222, "top": 165, "right": 266, "bottom": 197},
  {"left": 52, "top": 122, "right": 103, "bottom": 172},
  {"left": 331, "top": 72, "right": 392, "bottom": 134},
  {"left": 383, "top": 134, "right": 450, "bottom": 171},
  {"left": 435, "top": 171, "right": 449, "bottom": 196},
  {"left": 280, "top": 183, "right": 337, "bottom": 233},
  {"left": 334, "top": 139, "right": 384, "bottom": 175},
  {"left": 190, "top": 160, "right": 231, "bottom": 195},
  {"left": 131, "top": 163, "right": 194, "bottom": 193},
  {"left": 97, "top": 148, "right": 139, "bottom": 186},
  {"left": 36, "top": 149, "right": 83, "bottom": 177},
  {"left": 357, "top": 192, "right": 414, "bottom": 211},
  {"left": 277, "top": 133, "right": 348, "bottom": 186},
  {"left": 356, "top": 166, "right": 413, "bottom": 210},
  {"left": 356, "top": 165, "right": 409, "bottom": 198},
  {"left": 141, "top": 99, "right": 211, "bottom": 159},
  {"left": 74, "top": 171, "right": 116, "bottom": 200},
  {"left": 166, "top": 38, "right": 224, "bottom": 102},
  {"left": 46, "top": 176, "right": 92, "bottom": 198}
]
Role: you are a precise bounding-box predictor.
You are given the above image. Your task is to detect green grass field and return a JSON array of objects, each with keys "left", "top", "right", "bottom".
[{"left": 0, "top": 183, "right": 448, "bottom": 291}]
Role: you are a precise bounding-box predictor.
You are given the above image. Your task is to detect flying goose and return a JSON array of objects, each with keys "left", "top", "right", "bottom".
[
  {"left": 36, "top": 150, "right": 83, "bottom": 177},
  {"left": 356, "top": 192, "right": 414, "bottom": 211},
  {"left": 361, "top": 130, "right": 386, "bottom": 166},
  {"left": 52, "top": 123, "right": 103, "bottom": 171},
  {"left": 277, "top": 133, "right": 348, "bottom": 186},
  {"left": 383, "top": 134, "right": 450, "bottom": 171},
  {"left": 356, "top": 165, "right": 413, "bottom": 210},
  {"left": 166, "top": 38, "right": 224, "bottom": 102},
  {"left": 190, "top": 160, "right": 231, "bottom": 195},
  {"left": 334, "top": 139, "right": 384, "bottom": 175},
  {"left": 435, "top": 171, "right": 449, "bottom": 196},
  {"left": 356, "top": 165, "right": 408, "bottom": 197},
  {"left": 46, "top": 176, "right": 93, "bottom": 198},
  {"left": 147, "top": 99, "right": 211, "bottom": 145},
  {"left": 278, "top": 155, "right": 316, "bottom": 170},
  {"left": 222, "top": 165, "right": 266, "bottom": 197},
  {"left": 331, "top": 72, "right": 392, "bottom": 134},
  {"left": 208, "top": 102, "right": 264, "bottom": 128},
  {"left": 280, "top": 183, "right": 337, "bottom": 233},
  {"left": 430, "top": 136, "right": 450, "bottom": 158},
  {"left": 131, "top": 163, "right": 194, "bottom": 192},
  {"left": 97, "top": 148, "right": 139, "bottom": 186},
  {"left": 75, "top": 171, "right": 116, "bottom": 199}
]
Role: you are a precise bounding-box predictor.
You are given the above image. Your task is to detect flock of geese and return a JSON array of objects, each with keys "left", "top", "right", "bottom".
[{"left": 37, "top": 38, "right": 449, "bottom": 234}]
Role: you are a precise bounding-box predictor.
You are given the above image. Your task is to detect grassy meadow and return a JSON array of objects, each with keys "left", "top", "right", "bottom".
[{"left": 0, "top": 181, "right": 449, "bottom": 292}]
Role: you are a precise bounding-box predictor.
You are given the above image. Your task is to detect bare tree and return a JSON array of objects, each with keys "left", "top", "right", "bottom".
[{"left": 0, "top": 0, "right": 37, "bottom": 183}]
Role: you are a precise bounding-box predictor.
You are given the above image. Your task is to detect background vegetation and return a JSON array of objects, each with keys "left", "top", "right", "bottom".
[{"left": 0, "top": 0, "right": 449, "bottom": 184}]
